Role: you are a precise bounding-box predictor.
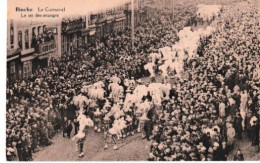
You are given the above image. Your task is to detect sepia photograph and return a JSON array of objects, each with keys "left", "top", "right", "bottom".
[{"left": 5, "top": 0, "right": 260, "bottom": 161}]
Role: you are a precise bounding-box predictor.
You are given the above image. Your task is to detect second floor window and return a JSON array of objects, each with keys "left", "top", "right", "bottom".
[
  {"left": 10, "top": 22, "right": 14, "bottom": 49},
  {"left": 18, "top": 31, "right": 22, "bottom": 49},
  {"left": 25, "top": 29, "right": 29, "bottom": 49}
]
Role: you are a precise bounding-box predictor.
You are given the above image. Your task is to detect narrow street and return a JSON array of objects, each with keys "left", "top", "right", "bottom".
[
  {"left": 227, "top": 135, "right": 260, "bottom": 161},
  {"left": 33, "top": 129, "right": 150, "bottom": 161},
  {"left": 33, "top": 75, "right": 260, "bottom": 161}
]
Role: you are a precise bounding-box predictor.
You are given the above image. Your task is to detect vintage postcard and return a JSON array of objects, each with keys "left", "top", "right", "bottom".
[{"left": 6, "top": 0, "right": 260, "bottom": 161}]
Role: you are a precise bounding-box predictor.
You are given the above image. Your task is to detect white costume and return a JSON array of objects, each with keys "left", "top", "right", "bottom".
[
  {"left": 219, "top": 102, "right": 226, "bottom": 117},
  {"left": 73, "top": 94, "right": 89, "bottom": 111},
  {"left": 144, "top": 62, "right": 155, "bottom": 77},
  {"left": 240, "top": 91, "right": 248, "bottom": 129},
  {"left": 160, "top": 83, "right": 171, "bottom": 99},
  {"left": 73, "top": 114, "right": 94, "bottom": 140}
]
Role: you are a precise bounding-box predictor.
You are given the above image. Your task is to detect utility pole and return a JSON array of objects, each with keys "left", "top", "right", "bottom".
[
  {"left": 172, "top": 0, "right": 174, "bottom": 19},
  {"left": 131, "top": 0, "right": 134, "bottom": 52}
]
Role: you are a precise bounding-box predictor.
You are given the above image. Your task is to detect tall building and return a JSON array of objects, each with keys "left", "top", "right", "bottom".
[
  {"left": 7, "top": 20, "right": 61, "bottom": 83},
  {"left": 125, "top": 0, "right": 147, "bottom": 28},
  {"left": 61, "top": 16, "right": 86, "bottom": 55},
  {"left": 7, "top": 0, "right": 154, "bottom": 83},
  {"left": 81, "top": 13, "right": 98, "bottom": 47},
  {"left": 81, "top": 4, "right": 127, "bottom": 47},
  {"left": 61, "top": 0, "right": 150, "bottom": 50}
]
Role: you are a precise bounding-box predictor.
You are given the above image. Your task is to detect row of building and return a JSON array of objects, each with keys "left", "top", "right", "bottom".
[{"left": 7, "top": 0, "right": 174, "bottom": 83}]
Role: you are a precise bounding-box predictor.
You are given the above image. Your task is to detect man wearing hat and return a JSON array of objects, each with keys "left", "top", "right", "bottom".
[
  {"left": 250, "top": 114, "right": 259, "bottom": 146},
  {"left": 234, "top": 112, "right": 243, "bottom": 139},
  {"left": 217, "top": 141, "right": 228, "bottom": 161},
  {"left": 233, "top": 149, "right": 244, "bottom": 161},
  {"left": 144, "top": 112, "right": 153, "bottom": 141}
]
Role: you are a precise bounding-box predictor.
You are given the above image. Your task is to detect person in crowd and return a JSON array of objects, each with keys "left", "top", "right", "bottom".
[
  {"left": 62, "top": 117, "right": 68, "bottom": 138},
  {"left": 233, "top": 149, "right": 244, "bottom": 161},
  {"left": 218, "top": 142, "right": 228, "bottom": 161},
  {"left": 234, "top": 112, "right": 243, "bottom": 139},
  {"left": 74, "top": 113, "right": 80, "bottom": 135},
  {"left": 67, "top": 120, "right": 73, "bottom": 139},
  {"left": 250, "top": 114, "right": 259, "bottom": 146}
]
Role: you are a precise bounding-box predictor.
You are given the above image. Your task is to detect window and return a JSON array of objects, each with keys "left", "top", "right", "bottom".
[
  {"left": 32, "top": 27, "right": 36, "bottom": 37},
  {"left": 18, "top": 31, "right": 22, "bottom": 49},
  {"left": 10, "top": 62, "right": 15, "bottom": 74},
  {"left": 77, "top": 33, "right": 81, "bottom": 48},
  {"left": 43, "top": 46, "right": 48, "bottom": 52},
  {"left": 38, "top": 26, "right": 42, "bottom": 35},
  {"left": 10, "top": 22, "right": 14, "bottom": 49},
  {"left": 43, "top": 25, "right": 46, "bottom": 33},
  {"left": 25, "top": 29, "right": 29, "bottom": 49},
  {"left": 23, "top": 61, "right": 31, "bottom": 79},
  {"left": 31, "top": 27, "right": 37, "bottom": 48}
]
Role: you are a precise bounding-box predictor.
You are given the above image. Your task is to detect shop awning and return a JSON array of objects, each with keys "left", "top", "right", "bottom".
[
  {"left": 7, "top": 55, "right": 19, "bottom": 62},
  {"left": 116, "top": 17, "right": 125, "bottom": 21},
  {"left": 21, "top": 55, "right": 35, "bottom": 62},
  {"left": 38, "top": 54, "right": 49, "bottom": 60},
  {"left": 21, "top": 48, "right": 35, "bottom": 55}
]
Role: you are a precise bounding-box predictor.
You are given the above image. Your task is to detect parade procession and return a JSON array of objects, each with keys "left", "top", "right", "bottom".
[{"left": 6, "top": 0, "right": 260, "bottom": 161}]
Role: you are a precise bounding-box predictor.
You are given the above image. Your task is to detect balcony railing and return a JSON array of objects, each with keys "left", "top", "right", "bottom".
[{"left": 35, "top": 40, "right": 56, "bottom": 55}]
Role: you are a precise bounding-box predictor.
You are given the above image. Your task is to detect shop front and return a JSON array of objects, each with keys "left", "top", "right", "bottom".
[
  {"left": 7, "top": 53, "right": 21, "bottom": 83},
  {"left": 20, "top": 55, "right": 34, "bottom": 79},
  {"left": 32, "top": 55, "right": 49, "bottom": 72}
]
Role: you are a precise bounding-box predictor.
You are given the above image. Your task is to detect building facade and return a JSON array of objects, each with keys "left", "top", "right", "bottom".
[
  {"left": 7, "top": 0, "right": 159, "bottom": 83},
  {"left": 80, "top": 4, "right": 127, "bottom": 48},
  {"left": 125, "top": 0, "right": 147, "bottom": 28},
  {"left": 7, "top": 20, "right": 61, "bottom": 83},
  {"left": 56, "top": 0, "right": 153, "bottom": 55},
  {"left": 61, "top": 16, "right": 86, "bottom": 55}
]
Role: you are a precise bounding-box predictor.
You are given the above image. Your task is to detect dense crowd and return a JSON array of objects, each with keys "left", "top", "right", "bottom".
[
  {"left": 31, "top": 29, "right": 55, "bottom": 49},
  {"left": 6, "top": 3, "right": 186, "bottom": 160},
  {"left": 148, "top": 0, "right": 259, "bottom": 161},
  {"left": 6, "top": 0, "right": 259, "bottom": 161}
]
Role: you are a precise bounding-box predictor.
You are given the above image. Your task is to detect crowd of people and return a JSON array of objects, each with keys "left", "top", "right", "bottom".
[
  {"left": 6, "top": 0, "right": 259, "bottom": 161},
  {"left": 31, "top": 29, "right": 55, "bottom": 49},
  {"left": 148, "top": 0, "right": 259, "bottom": 161},
  {"left": 6, "top": 3, "right": 184, "bottom": 160}
]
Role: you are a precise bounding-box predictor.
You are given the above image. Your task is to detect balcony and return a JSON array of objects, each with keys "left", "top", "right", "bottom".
[{"left": 35, "top": 40, "right": 56, "bottom": 55}]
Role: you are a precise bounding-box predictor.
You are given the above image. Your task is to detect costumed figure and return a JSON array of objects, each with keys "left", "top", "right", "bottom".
[
  {"left": 72, "top": 113, "right": 94, "bottom": 157},
  {"left": 93, "top": 108, "right": 102, "bottom": 132},
  {"left": 103, "top": 115, "right": 111, "bottom": 149}
]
